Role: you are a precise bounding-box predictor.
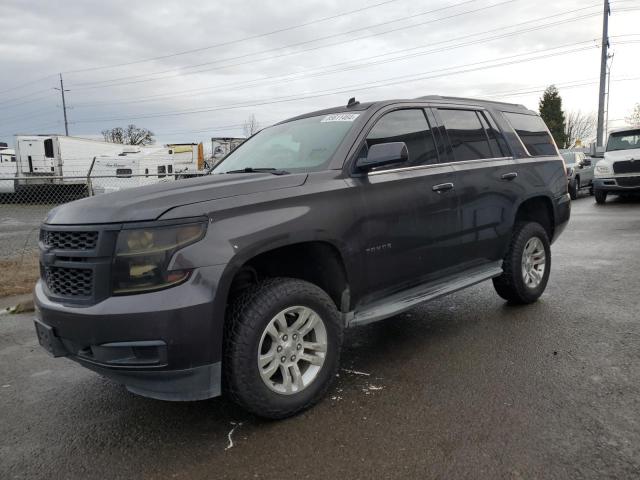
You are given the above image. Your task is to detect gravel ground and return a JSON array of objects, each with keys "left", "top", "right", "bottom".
[
  {"left": 1, "top": 195, "right": 639, "bottom": 479},
  {"left": 0, "top": 204, "right": 50, "bottom": 259}
]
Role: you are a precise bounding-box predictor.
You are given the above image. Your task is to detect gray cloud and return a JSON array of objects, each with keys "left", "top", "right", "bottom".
[{"left": 1, "top": 0, "right": 638, "bottom": 146}]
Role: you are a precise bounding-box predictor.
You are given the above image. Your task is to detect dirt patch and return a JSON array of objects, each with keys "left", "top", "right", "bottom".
[{"left": 0, "top": 254, "right": 39, "bottom": 297}]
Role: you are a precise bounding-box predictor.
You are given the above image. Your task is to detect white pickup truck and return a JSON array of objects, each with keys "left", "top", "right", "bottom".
[{"left": 593, "top": 127, "right": 640, "bottom": 204}]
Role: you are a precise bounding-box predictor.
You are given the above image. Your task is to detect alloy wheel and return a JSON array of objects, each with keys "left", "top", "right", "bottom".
[{"left": 257, "top": 306, "right": 327, "bottom": 395}]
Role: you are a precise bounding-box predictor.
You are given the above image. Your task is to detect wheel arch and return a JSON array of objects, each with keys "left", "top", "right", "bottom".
[
  {"left": 513, "top": 194, "right": 555, "bottom": 241},
  {"left": 213, "top": 238, "right": 351, "bottom": 324}
]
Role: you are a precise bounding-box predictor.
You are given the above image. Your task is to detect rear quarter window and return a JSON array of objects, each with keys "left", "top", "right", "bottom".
[{"left": 502, "top": 112, "right": 557, "bottom": 156}]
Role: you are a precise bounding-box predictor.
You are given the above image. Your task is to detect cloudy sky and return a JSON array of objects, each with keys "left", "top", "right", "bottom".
[{"left": 1, "top": 0, "right": 639, "bottom": 147}]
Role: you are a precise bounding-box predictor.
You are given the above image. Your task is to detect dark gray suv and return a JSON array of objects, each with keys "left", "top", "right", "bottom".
[{"left": 34, "top": 96, "right": 570, "bottom": 418}]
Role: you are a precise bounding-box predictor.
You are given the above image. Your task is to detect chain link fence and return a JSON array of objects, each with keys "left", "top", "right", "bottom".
[{"left": 0, "top": 165, "right": 208, "bottom": 297}]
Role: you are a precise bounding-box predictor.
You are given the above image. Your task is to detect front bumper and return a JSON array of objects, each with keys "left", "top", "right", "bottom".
[
  {"left": 34, "top": 264, "right": 226, "bottom": 401},
  {"left": 593, "top": 176, "right": 640, "bottom": 193}
]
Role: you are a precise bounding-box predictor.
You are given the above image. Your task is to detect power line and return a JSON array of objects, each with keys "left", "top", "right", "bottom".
[
  {"left": 149, "top": 75, "right": 640, "bottom": 137},
  {"left": 0, "top": 74, "right": 58, "bottom": 96},
  {"left": 68, "top": 0, "right": 515, "bottom": 89},
  {"left": 486, "top": 75, "right": 640, "bottom": 98},
  {"left": 71, "top": 40, "right": 602, "bottom": 124},
  {"left": 0, "top": 87, "right": 57, "bottom": 106},
  {"left": 3, "top": 107, "right": 59, "bottom": 123},
  {"left": 61, "top": 0, "right": 407, "bottom": 74},
  {"left": 71, "top": 6, "right": 605, "bottom": 109},
  {"left": 0, "top": 0, "right": 487, "bottom": 103}
]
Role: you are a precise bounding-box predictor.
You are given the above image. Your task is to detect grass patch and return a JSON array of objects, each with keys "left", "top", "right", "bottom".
[{"left": 0, "top": 253, "right": 39, "bottom": 298}]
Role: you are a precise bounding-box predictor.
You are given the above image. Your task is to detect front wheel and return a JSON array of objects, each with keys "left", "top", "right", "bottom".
[
  {"left": 224, "top": 278, "right": 343, "bottom": 419},
  {"left": 493, "top": 222, "right": 551, "bottom": 304},
  {"left": 594, "top": 189, "right": 607, "bottom": 204},
  {"left": 569, "top": 178, "right": 579, "bottom": 200}
]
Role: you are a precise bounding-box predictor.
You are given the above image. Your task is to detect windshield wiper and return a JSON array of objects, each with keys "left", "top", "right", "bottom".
[{"left": 224, "top": 167, "right": 290, "bottom": 175}]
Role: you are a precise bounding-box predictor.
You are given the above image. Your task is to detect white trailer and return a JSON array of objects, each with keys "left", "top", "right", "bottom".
[
  {"left": 0, "top": 148, "right": 17, "bottom": 193},
  {"left": 89, "top": 145, "right": 203, "bottom": 195},
  {"left": 14, "top": 135, "right": 127, "bottom": 187}
]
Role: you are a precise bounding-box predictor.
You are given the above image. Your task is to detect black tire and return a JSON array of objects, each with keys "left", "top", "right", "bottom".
[
  {"left": 569, "top": 178, "right": 579, "bottom": 200},
  {"left": 493, "top": 222, "right": 551, "bottom": 304},
  {"left": 594, "top": 189, "right": 607, "bottom": 204},
  {"left": 224, "top": 278, "right": 343, "bottom": 419}
]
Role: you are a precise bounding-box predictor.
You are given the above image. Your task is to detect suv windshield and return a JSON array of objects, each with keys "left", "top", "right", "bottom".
[
  {"left": 606, "top": 129, "right": 640, "bottom": 152},
  {"left": 212, "top": 113, "right": 360, "bottom": 174},
  {"left": 561, "top": 152, "right": 576, "bottom": 165}
]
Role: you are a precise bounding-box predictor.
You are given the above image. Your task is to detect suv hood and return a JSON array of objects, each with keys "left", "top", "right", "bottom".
[{"left": 45, "top": 173, "right": 308, "bottom": 225}]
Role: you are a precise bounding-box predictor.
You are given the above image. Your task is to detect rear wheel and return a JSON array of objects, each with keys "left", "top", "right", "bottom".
[
  {"left": 224, "top": 278, "right": 343, "bottom": 419},
  {"left": 493, "top": 222, "right": 550, "bottom": 304},
  {"left": 595, "top": 189, "right": 607, "bottom": 204}
]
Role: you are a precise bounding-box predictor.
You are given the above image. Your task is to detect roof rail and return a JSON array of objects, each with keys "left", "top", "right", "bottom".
[{"left": 415, "top": 95, "right": 526, "bottom": 109}]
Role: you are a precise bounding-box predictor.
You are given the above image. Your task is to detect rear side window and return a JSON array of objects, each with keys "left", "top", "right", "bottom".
[
  {"left": 438, "top": 109, "right": 495, "bottom": 161},
  {"left": 477, "top": 112, "right": 507, "bottom": 157},
  {"left": 43, "top": 139, "right": 54, "bottom": 158},
  {"left": 366, "top": 109, "right": 438, "bottom": 167},
  {"left": 503, "top": 112, "right": 557, "bottom": 156}
]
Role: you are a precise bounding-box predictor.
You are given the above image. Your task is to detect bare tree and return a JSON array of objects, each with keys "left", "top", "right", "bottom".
[
  {"left": 101, "top": 124, "right": 155, "bottom": 145},
  {"left": 124, "top": 124, "right": 155, "bottom": 145},
  {"left": 101, "top": 127, "right": 124, "bottom": 144},
  {"left": 626, "top": 103, "right": 640, "bottom": 127},
  {"left": 243, "top": 115, "right": 260, "bottom": 138},
  {"left": 563, "top": 111, "right": 596, "bottom": 149}
]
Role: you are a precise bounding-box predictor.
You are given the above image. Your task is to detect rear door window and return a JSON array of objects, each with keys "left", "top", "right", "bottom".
[
  {"left": 438, "top": 109, "right": 495, "bottom": 161},
  {"left": 502, "top": 112, "right": 557, "bottom": 156},
  {"left": 365, "top": 109, "right": 438, "bottom": 168}
]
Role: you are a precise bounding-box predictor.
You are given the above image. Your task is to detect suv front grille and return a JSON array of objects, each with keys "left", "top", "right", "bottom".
[
  {"left": 42, "top": 265, "right": 93, "bottom": 298},
  {"left": 40, "top": 230, "right": 98, "bottom": 250},
  {"left": 617, "top": 176, "right": 640, "bottom": 187},
  {"left": 613, "top": 161, "right": 640, "bottom": 174}
]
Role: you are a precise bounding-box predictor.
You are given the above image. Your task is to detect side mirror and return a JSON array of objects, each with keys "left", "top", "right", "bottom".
[{"left": 356, "top": 142, "right": 408, "bottom": 171}]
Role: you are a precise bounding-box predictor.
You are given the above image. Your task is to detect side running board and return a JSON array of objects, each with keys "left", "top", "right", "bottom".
[{"left": 348, "top": 262, "right": 503, "bottom": 328}]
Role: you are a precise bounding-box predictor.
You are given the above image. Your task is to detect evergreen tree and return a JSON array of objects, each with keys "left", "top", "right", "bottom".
[{"left": 539, "top": 85, "right": 567, "bottom": 148}]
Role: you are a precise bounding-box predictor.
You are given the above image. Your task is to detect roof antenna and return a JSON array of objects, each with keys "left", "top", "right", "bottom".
[{"left": 347, "top": 97, "right": 359, "bottom": 108}]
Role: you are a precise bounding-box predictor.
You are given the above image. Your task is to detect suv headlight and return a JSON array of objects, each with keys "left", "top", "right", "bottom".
[
  {"left": 113, "top": 221, "right": 206, "bottom": 295},
  {"left": 595, "top": 164, "right": 612, "bottom": 176}
]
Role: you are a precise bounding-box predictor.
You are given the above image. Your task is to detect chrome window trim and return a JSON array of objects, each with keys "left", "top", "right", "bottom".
[{"left": 367, "top": 156, "right": 514, "bottom": 176}]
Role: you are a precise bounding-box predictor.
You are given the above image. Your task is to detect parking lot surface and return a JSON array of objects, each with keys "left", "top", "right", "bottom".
[{"left": 1, "top": 195, "right": 639, "bottom": 479}]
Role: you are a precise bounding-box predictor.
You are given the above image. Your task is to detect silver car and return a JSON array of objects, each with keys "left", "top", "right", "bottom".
[{"left": 561, "top": 151, "right": 595, "bottom": 199}]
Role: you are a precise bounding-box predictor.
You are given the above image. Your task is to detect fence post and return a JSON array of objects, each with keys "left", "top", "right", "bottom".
[{"left": 86, "top": 156, "right": 96, "bottom": 197}]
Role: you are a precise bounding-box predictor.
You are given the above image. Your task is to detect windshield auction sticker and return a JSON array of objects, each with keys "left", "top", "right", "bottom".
[{"left": 320, "top": 113, "right": 360, "bottom": 122}]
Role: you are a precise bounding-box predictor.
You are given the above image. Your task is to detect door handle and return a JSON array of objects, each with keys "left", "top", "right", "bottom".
[
  {"left": 501, "top": 172, "right": 518, "bottom": 181},
  {"left": 432, "top": 182, "right": 454, "bottom": 193}
]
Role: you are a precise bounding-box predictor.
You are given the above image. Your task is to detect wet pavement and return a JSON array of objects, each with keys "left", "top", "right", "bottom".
[{"left": 1, "top": 195, "right": 639, "bottom": 479}]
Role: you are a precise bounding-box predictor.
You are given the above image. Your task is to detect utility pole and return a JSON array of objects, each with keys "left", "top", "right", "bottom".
[
  {"left": 605, "top": 52, "right": 614, "bottom": 140},
  {"left": 596, "top": 0, "right": 610, "bottom": 148},
  {"left": 54, "top": 73, "right": 70, "bottom": 136}
]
